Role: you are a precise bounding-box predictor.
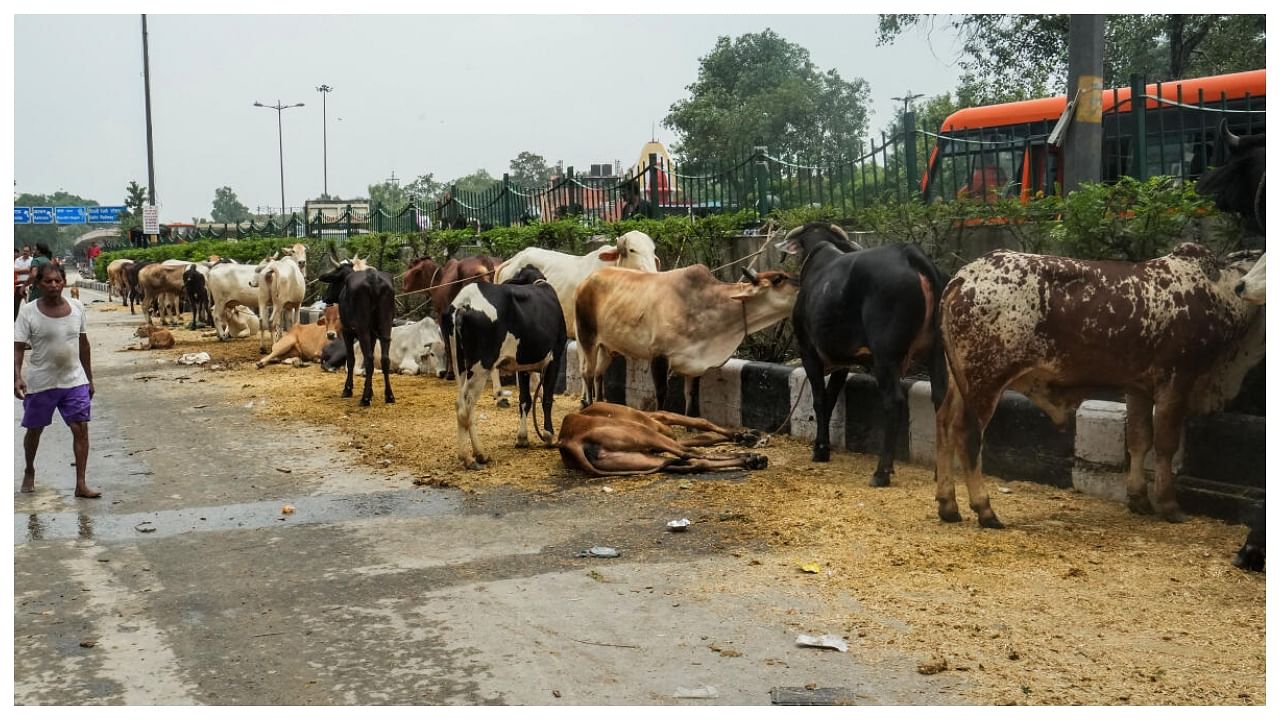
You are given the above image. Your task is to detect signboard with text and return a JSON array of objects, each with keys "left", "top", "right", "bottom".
[
  {"left": 31, "top": 207, "right": 54, "bottom": 225},
  {"left": 142, "top": 205, "right": 160, "bottom": 235},
  {"left": 87, "top": 206, "right": 126, "bottom": 223},
  {"left": 14, "top": 207, "right": 31, "bottom": 224},
  {"left": 55, "top": 206, "right": 88, "bottom": 224}
]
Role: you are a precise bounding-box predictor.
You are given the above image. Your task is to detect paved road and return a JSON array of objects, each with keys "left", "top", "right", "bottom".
[{"left": 13, "top": 284, "right": 967, "bottom": 705}]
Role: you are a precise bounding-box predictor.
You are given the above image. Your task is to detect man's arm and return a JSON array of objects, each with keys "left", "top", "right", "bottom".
[
  {"left": 79, "top": 334, "right": 94, "bottom": 399},
  {"left": 14, "top": 341, "right": 27, "bottom": 399}
]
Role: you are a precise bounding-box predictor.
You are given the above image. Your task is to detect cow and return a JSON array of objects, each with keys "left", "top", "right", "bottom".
[
  {"left": 256, "top": 305, "right": 342, "bottom": 369},
  {"left": 256, "top": 246, "right": 308, "bottom": 346},
  {"left": 133, "top": 324, "right": 175, "bottom": 350},
  {"left": 1231, "top": 253, "right": 1267, "bottom": 572},
  {"left": 782, "top": 222, "right": 948, "bottom": 486},
  {"left": 124, "top": 259, "right": 154, "bottom": 315},
  {"left": 137, "top": 263, "right": 188, "bottom": 327},
  {"left": 207, "top": 261, "right": 271, "bottom": 350},
  {"left": 317, "top": 253, "right": 396, "bottom": 406},
  {"left": 183, "top": 265, "right": 214, "bottom": 329},
  {"left": 935, "top": 243, "right": 1265, "bottom": 529},
  {"left": 493, "top": 230, "right": 659, "bottom": 338},
  {"left": 1235, "top": 253, "right": 1266, "bottom": 304},
  {"left": 224, "top": 305, "right": 262, "bottom": 339},
  {"left": 106, "top": 258, "right": 134, "bottom": 305},
  {"left": 351, "top": 316, "right": 447, "bottom": 376},
  {"left": 1197, "top": 122, "right": 1265, "bottom": 235},
  {"left": 442, "top": 266, "right": 567, "bottom": 469},
  {"left": 402, "top": 254, "right": 501, "bottom": 379},
  {"left": 557, "top": 402, "right": 768, "bottom": 476},
  {"left": 574, "top": 265, "right": 800, "bottom": 417}
]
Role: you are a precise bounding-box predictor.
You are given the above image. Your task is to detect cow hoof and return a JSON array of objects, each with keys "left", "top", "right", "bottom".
[
  {"left": 938, "top": 508, "right": 963, "bottom": 524},
  {"left": 464, "top": 461, "right": 484, "bottom": 471},
  {"left": 515, "top": 438, "right": 530, "bottom": 449},
  {"left": 734, "top": 430, "right": 761, "bottom": 447},
  {"left": 496, "top": 397, "right": 511, "bottom": 409},
  {"left": 1160, "top": 509, "right": 1189, "bottom": 524},
  {"left": 745, "top": 453, "right": 768, "bottom": 470},
  {"left": 385, "top": 395, "right": 396, "bottom": 404},
  {"left": 869, "top": 472, "right": 892, "bottom": 488},
  {"left": 978, "top": 514, "right": 1005, "bottom": 530},
  {"left": 360, "top": 398, "right": 372, "bottom": 407},
  {"left": 474, "top": 453, "right": 491, "bottom": 465},
  {"left": 255, "top": 361, "right": 265, "bottom": 369},
  {"left": 341, "top": 390, "right": 353, "bottom": 398},
  {"left": 1127, "top": 495, "right": 1155, "bottom": 515},
  {"left": 811, "top": 446, "right": 831, "bottom": 463},
  {"left": 1233, "top": 543, "right": 1265, "bottom": 572}
]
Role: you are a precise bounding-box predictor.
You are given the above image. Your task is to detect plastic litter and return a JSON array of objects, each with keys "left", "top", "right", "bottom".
[
  {"left": 667, "top": 518, "right": 691, "bottom": 532},
  {"left": 134, "top": 522, "right": 157, "bottom": 534},
  {"left": 795, "top": 634, "right": 848, "bottom": 652},
  {"left": 674, "top": 685, "right": 719, "bottom": 699},
  {"left": 176, "top": 352, "right": 211, "bottom": 365},
  {"left": 577, "top": 546, "right": 620, "bottom": 558}
]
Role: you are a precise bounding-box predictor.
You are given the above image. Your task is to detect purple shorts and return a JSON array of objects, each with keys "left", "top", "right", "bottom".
[{"left": 22, "top": 384, "right": 92, "bottom": 429}]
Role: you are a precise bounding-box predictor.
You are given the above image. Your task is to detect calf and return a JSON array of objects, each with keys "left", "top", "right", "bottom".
[
  {"left": 207, "top": 262, "right": 270, "bottom": 349},
  {"left": 318, "top": 254, "right": 397, "bottom": 405},
  {"left": 442, "top": 266, "right": 567, "bottom": 469},
  {"left": 783, "top": 222, "right": 948, "bottom": 485},
  {"left": 558, "top": 402, "right": 767, "bottom": 476},
  {"left": 936, "top": 244, "right": 1264, "bottom": 529},
  {"left": 256, "top": 305, "right": 342, "bottom": 369},
  {"left": 134, "top": 324, "right": 175, "bottom": 350}
]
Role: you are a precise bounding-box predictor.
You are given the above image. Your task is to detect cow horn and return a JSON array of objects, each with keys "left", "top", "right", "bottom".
[
  {"left": 1222, "top": 120, "right": 1240, "bottom": 149},
  {"left": 741, "top": 267, "right": 760, "bottom": 284},
  {"left": 782, "top": 225, "right": 807, "bottom": 244},
  {"left": 326, "top": 240, "right": 342, "bottom": 267}
]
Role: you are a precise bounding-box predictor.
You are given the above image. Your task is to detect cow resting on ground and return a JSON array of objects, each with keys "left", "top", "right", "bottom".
[
  {"left": 782, "top": 222, "right": 948, "bottom": 485},
  {"left": 442, "top": 266, "right": 567, "bottom": 469},
  {"left": 494, "top": 230, "right": 659, "bottom": 338},
  {"left": 574, "top": 265, "right": 799, "bottom": 416},
  {"left": 402, "top": 254, "right": 502, "bottom": 379},
  {"left": 349, "top": 316, "right": 447, "bottom": 376},
  {"left": 935, "top": 243, "right": 1265, "bottom": 529},
  {"left": 558, "top": 402, "right": 768, "bottom": 476},
  {"left": 256, "top": 305, "right": 341, "bottom": 369}
]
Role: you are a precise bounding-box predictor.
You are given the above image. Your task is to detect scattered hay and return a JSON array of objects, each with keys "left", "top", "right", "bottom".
[{"left": 146, "top": 328, "right": 1266, "bottom": 706}]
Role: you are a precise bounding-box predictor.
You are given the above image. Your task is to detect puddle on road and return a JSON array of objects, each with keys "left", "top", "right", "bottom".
[{"left": 15, "top": 488, "right": 462, "bottom": 544}]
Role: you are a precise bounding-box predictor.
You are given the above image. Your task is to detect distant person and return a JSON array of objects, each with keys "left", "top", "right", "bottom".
[
  {"left": 25, "top": 243, "right": 53, "bottom": 302},
  {"left": 14, "top": 245, "right": 33, "bottom": 319},
  {"left": 619, "top": 182, "right": 652, "bottom": 220},
  {"left": 14, "top": 261, "right": 99, "bottom": 498},
  {"left": 86, "top": 240, "right": 102, "bottom": 268}
]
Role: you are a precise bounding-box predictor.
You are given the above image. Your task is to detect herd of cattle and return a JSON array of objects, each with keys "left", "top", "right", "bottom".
[{"left": 98, "top": 124, "right": 1265, "bottom": 571}]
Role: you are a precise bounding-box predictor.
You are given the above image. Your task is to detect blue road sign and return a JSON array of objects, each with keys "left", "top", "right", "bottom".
[
  {"left": 55, "top": 207, "right": 88, "bottom": 224},
  {"left": 14, "top": 207, "right": 31, "bottom": 224},
  {"left": 31, "top": 207, "right": 54, "bottom": 225},
  {"left": 87, "top": 206, "right": 125, "bottom": 223}
]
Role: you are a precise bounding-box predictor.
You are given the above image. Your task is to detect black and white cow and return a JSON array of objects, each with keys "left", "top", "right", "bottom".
[
  {"left": 782, "top": 222, "right": 948, "bottom": 486},
  {"left": 442, "top": 266, "right": 567, "bottom": 469},
  {"left": 317, "top": 254, "right": 396, "bottom": 406}
]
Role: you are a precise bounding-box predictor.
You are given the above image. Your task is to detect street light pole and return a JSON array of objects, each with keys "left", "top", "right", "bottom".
[
  {"left": 890, "top": 91, "right": 925, "bottom": 121},
  {"left": 253, "top": 99, "right": 305, "bottom": 224},
  {"left": 316, "top": 85, "right": 332, "bottom": 199}
]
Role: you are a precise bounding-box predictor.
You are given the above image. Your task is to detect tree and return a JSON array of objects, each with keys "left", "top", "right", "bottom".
[
  {"left": 449, "top": 169, "right": 498, "bottom": 196},
  {"left": 404, "top": 173, "right": 443, "bottom": 204},
  {"left": 508, "top": 152, "right": 553, "bottom": 190},
  {"left": 210, "top": 186, "right": 250, "bottom": 223},
  {"left": 877, "top": 14, "right": 1265, "bottom": 105},
  {"left": 367, "top": 179, "right": 407, "bottom": 212},
  {"left": 119, "top": 180, "right": 147, "bottom": 237},
  {"left": 664, "top": 29, "right": 872, "bottom": 168}
]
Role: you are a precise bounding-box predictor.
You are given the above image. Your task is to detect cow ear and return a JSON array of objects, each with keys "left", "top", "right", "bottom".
[
  {"left": 599, "top": 247, "right": 619, "bottom": 262},
  {"left": 729, "top": 281, "right": 764, "bottom": 301}
]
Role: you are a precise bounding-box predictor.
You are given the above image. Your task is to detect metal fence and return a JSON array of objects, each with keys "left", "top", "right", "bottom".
[{"left": 108, "top": 76, "right": 1263, "bottom": 250}]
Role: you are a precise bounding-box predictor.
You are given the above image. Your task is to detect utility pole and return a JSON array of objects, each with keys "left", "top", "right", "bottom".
[
  {"left": 141, "top": 15, "right": 157, "bottom": 245},
  {"left": 316, "top": 84, "right": 333, "bottom": 198},
  {"left": 254, "top": 100, "right": 305, "bottom": 224},
  {"left": 890, "top": 91, "right": 924, "bottom": 121},
  {"left": 1064, "top": 15, "right": 1105, "bottom": 193}
]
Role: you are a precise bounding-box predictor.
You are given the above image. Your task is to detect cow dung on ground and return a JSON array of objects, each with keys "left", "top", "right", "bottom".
[{"left": 142, "top": 322, "right": 1265, "bottom": 706}]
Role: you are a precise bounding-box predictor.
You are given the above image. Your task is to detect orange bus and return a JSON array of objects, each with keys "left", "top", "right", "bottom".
[{"left": 921, "top": 69, "right": 1266, "bottom": 202}]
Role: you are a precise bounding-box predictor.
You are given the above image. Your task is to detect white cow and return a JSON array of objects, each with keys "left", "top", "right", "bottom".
[
  {"left": 354, "top": 316, "right": 447, "bottom": 376},
  {"left": 257, "top": 249, "right": 307, "bottom": 346},
  {"left": 493, "top": 230, "right": 658, "bottom": 338},
  {"left": 1237, "top": 252, "right": 1266, "bottom": 304},
  {"left": 223, "top": 305, "right": 262, "bottom": 338},
  {"left": 208, "top": 262, "right": 272, "bottom": 350}
]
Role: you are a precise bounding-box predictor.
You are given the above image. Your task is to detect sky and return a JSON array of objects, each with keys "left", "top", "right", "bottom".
[{"left": 10, "top": 8, "right": 966, "bottom": 225}]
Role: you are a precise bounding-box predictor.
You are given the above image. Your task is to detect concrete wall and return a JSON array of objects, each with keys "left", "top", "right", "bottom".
[{"left": 560, "top": 341, "right": 1264, "bottom": 525}]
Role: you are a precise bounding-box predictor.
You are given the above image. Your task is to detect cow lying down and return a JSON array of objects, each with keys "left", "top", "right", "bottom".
[{"left": 558, "top": 402, "right": 768, "bottom": 477}]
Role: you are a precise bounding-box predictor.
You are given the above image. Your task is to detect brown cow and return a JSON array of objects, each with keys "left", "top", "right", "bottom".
[
  {"left": 256, "top": 305, "right": 342, "bottom": 369},
  {"left": 137, "top": 263, "right": 187, "bottom": 327},
  {"left": 134, "top": 324, "right": 175, "bottom": 350},
  {"left": 106, "top": 258, "right": 134, "bottom": 305},
  {"left": 935, "top": 243, "right": 1264, "bottom": 529},
  {"left": 558, "top": 402, "right": 768, "bottom": 476}
]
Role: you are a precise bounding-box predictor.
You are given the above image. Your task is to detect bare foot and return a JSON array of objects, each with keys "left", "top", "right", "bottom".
[
  {"left": 21, "top": 470, "right": 35, "bottom": 493},
  {"left": 75, "top": 486, "right": 102, "bottom": 499}
]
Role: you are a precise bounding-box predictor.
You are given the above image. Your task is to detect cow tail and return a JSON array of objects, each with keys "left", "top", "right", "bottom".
[
  {"left": 531, "top": 372, "right": 549, "bottom": 444},
  {"left": 904, "top": 245, "right": 949, "bottom": 410},
  {"left": 446, "top": 307, "right": 465, "bottom": 389}
]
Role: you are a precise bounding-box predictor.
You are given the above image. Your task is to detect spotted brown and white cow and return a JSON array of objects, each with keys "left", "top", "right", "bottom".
[{"left": 936, "top": 243, "right": 1264, "bottom": 529}]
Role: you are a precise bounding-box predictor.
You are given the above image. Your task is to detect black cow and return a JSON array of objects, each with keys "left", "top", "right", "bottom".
[
  {"left": 783, "top": 223, "right": 948, "bottom": 486},
  {"left": 441, "top": 266, "right": 567, "bottom": 469},
  {"left": 317, "top": 255, "right": 396, "bottom": 406},
  {"left": 320, "top": 336, "right": 347, "bottom": 373},
  {"left": 125, "top": 259, "right": 153, "bottom": 316},
  {"left": 183, "top": 265, "right": 213, "bottom": 330},
  {"left": 1197, "top": 121, "right": 1265, "bottom": 235}
]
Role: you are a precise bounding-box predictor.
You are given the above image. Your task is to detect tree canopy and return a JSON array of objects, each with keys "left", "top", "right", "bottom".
[
  {"left": 210, "top": 186, "right": 250, "bottom": 223},
  {"left": 508, "top": 151, "right": 553, "bottom": 190},
  {"left": 449, "top": 169, "right": 498, "bottom": 196},
  {"left": 877, "top": 14, "right": 1266, "bottom": 105},
  {"left": 663, "top": 29, "right": 872, "bottom": 168}
]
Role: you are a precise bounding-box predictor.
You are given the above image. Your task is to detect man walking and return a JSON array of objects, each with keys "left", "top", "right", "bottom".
[
  {"left": 14, "top": 262, "right": 99, "bottom": 498},
  {"left": 14, "top": 245, "right": 33, "bottom": 319}
]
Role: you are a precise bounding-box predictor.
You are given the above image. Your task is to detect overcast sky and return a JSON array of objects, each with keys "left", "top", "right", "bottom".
[{"left": 12, "top": 11, "right": 964, "bottom": 224}]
